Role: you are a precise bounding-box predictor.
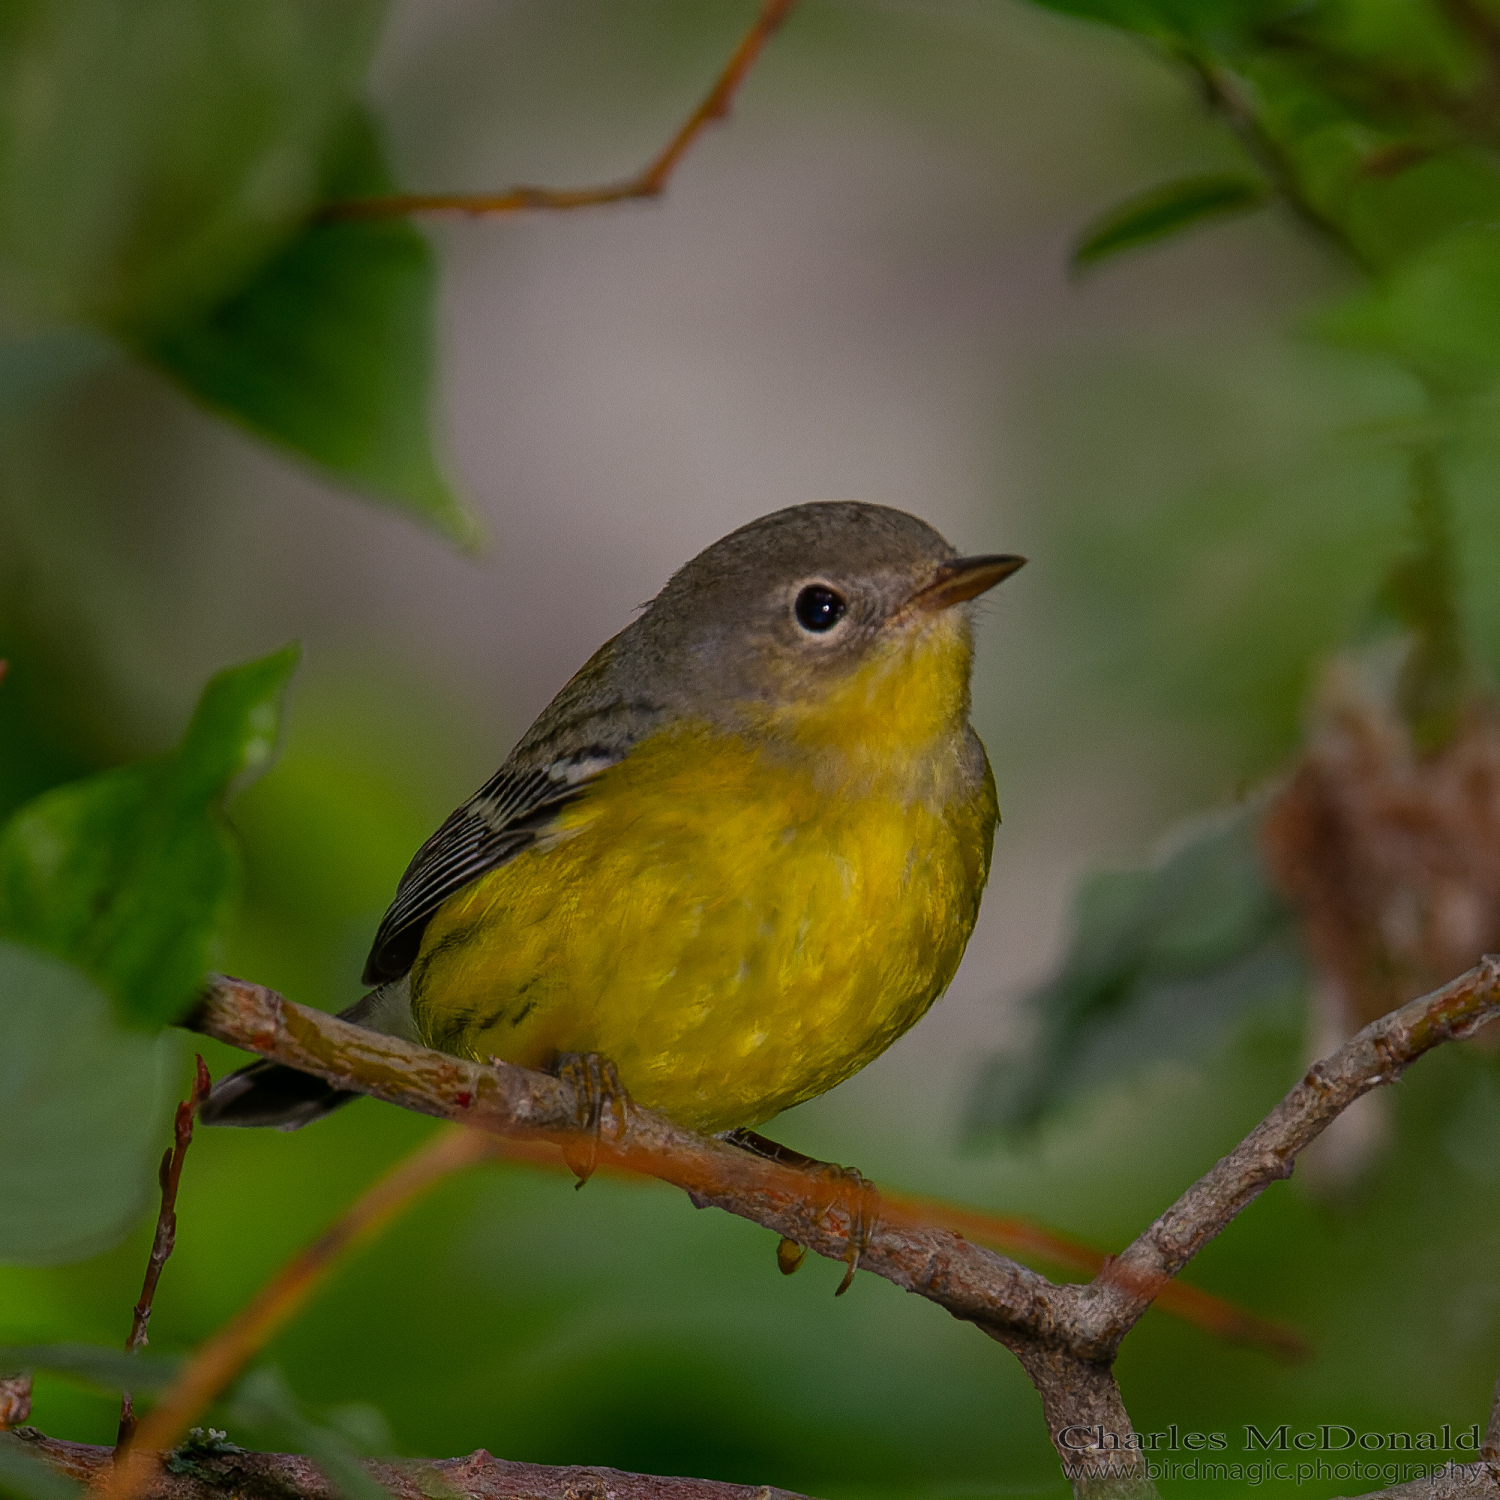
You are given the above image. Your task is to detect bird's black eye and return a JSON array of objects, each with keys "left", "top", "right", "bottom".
[{"left": 794, "top": 584, "right": 847, "bottom": 633}]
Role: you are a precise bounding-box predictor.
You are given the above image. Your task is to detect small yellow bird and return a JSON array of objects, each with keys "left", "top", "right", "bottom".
[{"left": 204, "top": 502, "right": 1023, "bottom": 1136}]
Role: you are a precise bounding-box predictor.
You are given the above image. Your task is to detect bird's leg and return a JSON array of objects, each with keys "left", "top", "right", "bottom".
[
  {"left": 720, "top": 1129, "right": 880, "bottom": 1294},
  {"left": 554, "top": 1052, "right": 630, "bottom": 1187},
  {"left": 722, "top": 1127, "right": 819, "bottom": 1167}
]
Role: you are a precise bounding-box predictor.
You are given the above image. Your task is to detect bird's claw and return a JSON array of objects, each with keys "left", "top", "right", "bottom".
[
  {"left": 556, "top": 1052, "right": 629, "bottom": 1187},
  {"left": 828, "top": 1164, "right": 877, "bottom": 1296},
  {"left": 721, "top": 1130, "right": 877, "bottom": 1293}
]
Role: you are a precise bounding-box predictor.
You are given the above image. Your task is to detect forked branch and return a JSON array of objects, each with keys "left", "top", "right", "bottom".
[{"left": 1077, "top": 956, "right": 1500, "bottom": 1360}]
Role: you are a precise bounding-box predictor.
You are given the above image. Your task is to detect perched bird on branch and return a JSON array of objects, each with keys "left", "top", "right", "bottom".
[{"left": 203, "top": 502, "right": 1022, "bottom": 1136}]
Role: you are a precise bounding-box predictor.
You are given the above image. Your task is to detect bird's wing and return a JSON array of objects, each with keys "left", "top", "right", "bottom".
[{"left": 361, "top": 750, "right": 619, "bottom": 984}]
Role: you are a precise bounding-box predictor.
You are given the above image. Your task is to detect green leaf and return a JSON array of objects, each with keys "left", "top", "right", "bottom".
[
  {"left": 0, "top": 10, "right": 472, "bottom": 540},
  {"left": 231, "top": 1368, "right": 393, "bottom": 1500},
  {"left": 965, "top": 806, "right": 1304, "bottom": 1140},
  {"left": 0, "top": 1435, "right": 81, "bottom": 1500},
  {"left": 0, "top": 1343, "right": 181, "bottom": 1394},
  {"left": 1073, "top": 174, "right": 1269, "bottom": 270},
  {"left": 1318, "top": 226, "right": 1500, "bottom": 392},
  {"left": 0, "top": 0, "right": 385, "bottom": 332},
  {"left": 0, "top": 647, "right": 299, "bottom": 1026},
  {"left": 0, "top": 943, "right": 174, "bottom": 1263},
  {"left": 143, "top": 111, "right": 475, "bottom": 546}
]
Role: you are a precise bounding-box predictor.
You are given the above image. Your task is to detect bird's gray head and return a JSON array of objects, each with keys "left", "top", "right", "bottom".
[{"left": 621, "top": 501, "right": 1024, "bottom": 722}]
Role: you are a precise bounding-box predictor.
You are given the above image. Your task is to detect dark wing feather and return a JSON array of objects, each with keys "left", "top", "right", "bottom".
[{"left": 361, "top": 756, "right": 616, "bottom": 984}]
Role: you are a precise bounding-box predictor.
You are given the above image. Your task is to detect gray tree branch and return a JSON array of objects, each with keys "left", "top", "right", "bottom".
[{"left": 2, "top": 1430, "right": 812, "bottom": 1500}]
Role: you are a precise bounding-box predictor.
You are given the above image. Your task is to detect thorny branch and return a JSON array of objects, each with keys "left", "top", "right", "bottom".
[
  {"left": 117, "top": 1058, "right": 213, "bottom": 1455},
  {"left": 176, "top": 958, "right": 1500, "bottom": 1499},
  {"left": 322, "top": 0, "right": 799, "bottom": 222}
]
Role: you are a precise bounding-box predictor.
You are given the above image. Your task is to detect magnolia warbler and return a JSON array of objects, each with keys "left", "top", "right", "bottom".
[{"left": 203, "top": 502, "right": 1023, "bottom": 1135}]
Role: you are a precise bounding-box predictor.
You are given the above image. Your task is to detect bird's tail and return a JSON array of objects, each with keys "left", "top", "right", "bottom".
[{"left": 199, "top": 978, "right": 416, "bottom": 1131}]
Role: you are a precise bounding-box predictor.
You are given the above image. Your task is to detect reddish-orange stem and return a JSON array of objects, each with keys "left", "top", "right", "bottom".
[
  {"left": 431, "top": 1135, "right": 1305, "bottom": 1360},
  {"left": 881, "top": 1191, "right": 1306, "bottom": 1361},
  {"left": 322, "top": 0, "right": 799, "bottom": 221}
]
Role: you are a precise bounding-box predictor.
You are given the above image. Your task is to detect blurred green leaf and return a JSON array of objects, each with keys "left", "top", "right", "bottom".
[
  {"left": 1318, "top": 227, "right": 1500, "bottom": 392},
  {"left": 0, "top": 1342, "right": 181, "bottom": 1394},
  {"left": 966, "top": 805, "right": 1304, "bottom": 1139},
  {"left": 231, "top": 1368, "right": 393, "bottom": 1500},
  {"left": 0, "top": 646, "right": 299, "bottom": 1026},
  {"left": 1292, "top": 0, "right": 1479, "bottom": 88},
  {"left": 1216, "top": 30, "right": 1500, "bottom": 273},
  {"left": 0, "top": 1435, "right": 81, "bottom": 1500},
  {"left": 1023, "top": 0, "right": 1285, "bottom": 42},
  {"left": 1336, "top": 150, "right": 1500, "bottom": 276},
  {"left": 0, "top": 942, "right": 174, "bottom": 1264},
  {"left": 1073, "top": 173, "right": 1269, "bottom": 269},
  {"left": 0, "top": 0, "right": 385, "bottom": 332},
  {"left": 144, "top": 113, "right": 474, "bottom": 545}
]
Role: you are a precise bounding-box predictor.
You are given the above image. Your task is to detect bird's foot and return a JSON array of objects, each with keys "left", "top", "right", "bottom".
[
  {"left": 827, "top": 1164, "right": 877, "bottom": 1296},
  {"left": 555, "top": 1052, "right": 630, "bottom": 1187},
  {"left": 721, "top": 1129, "right": 879, "bottom": 1294}
]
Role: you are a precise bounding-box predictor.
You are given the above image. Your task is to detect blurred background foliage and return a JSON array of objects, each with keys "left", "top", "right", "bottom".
[{"left": 7, "top": 2, "right": 1500, "bottom": 1499}]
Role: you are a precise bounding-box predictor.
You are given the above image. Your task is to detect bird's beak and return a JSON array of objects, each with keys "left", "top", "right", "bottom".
[{"left": 896, "top": 554, "right": 1027, "bottom": 619}]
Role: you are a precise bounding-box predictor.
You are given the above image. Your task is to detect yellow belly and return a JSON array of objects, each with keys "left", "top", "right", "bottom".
[{"left": 409, "top": 721, "right": 996, "bottom": 1133}]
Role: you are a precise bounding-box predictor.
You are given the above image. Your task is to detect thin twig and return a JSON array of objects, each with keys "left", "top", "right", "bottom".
[
  {"left": 115, "top": 1057, "right": 213, "bottom": 1458},
  {"left": 1187, "top": 54, "right": 1376, "bottom": 275},
  {"left": 104, "top": 1125, "right": 500, "bottom": 1500},
  {"left": 322, "top": 0, "right": 799, "bottom": 222}
]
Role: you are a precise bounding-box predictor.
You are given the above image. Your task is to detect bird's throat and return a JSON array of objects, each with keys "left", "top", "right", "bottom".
[{"left": 757, "top": 611, "right": 975, "bottom": 783}]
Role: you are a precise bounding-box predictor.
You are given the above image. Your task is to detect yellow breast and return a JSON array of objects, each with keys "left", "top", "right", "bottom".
[{"left": 409, "top": 621, "right": 998, "bottom": 1133}]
